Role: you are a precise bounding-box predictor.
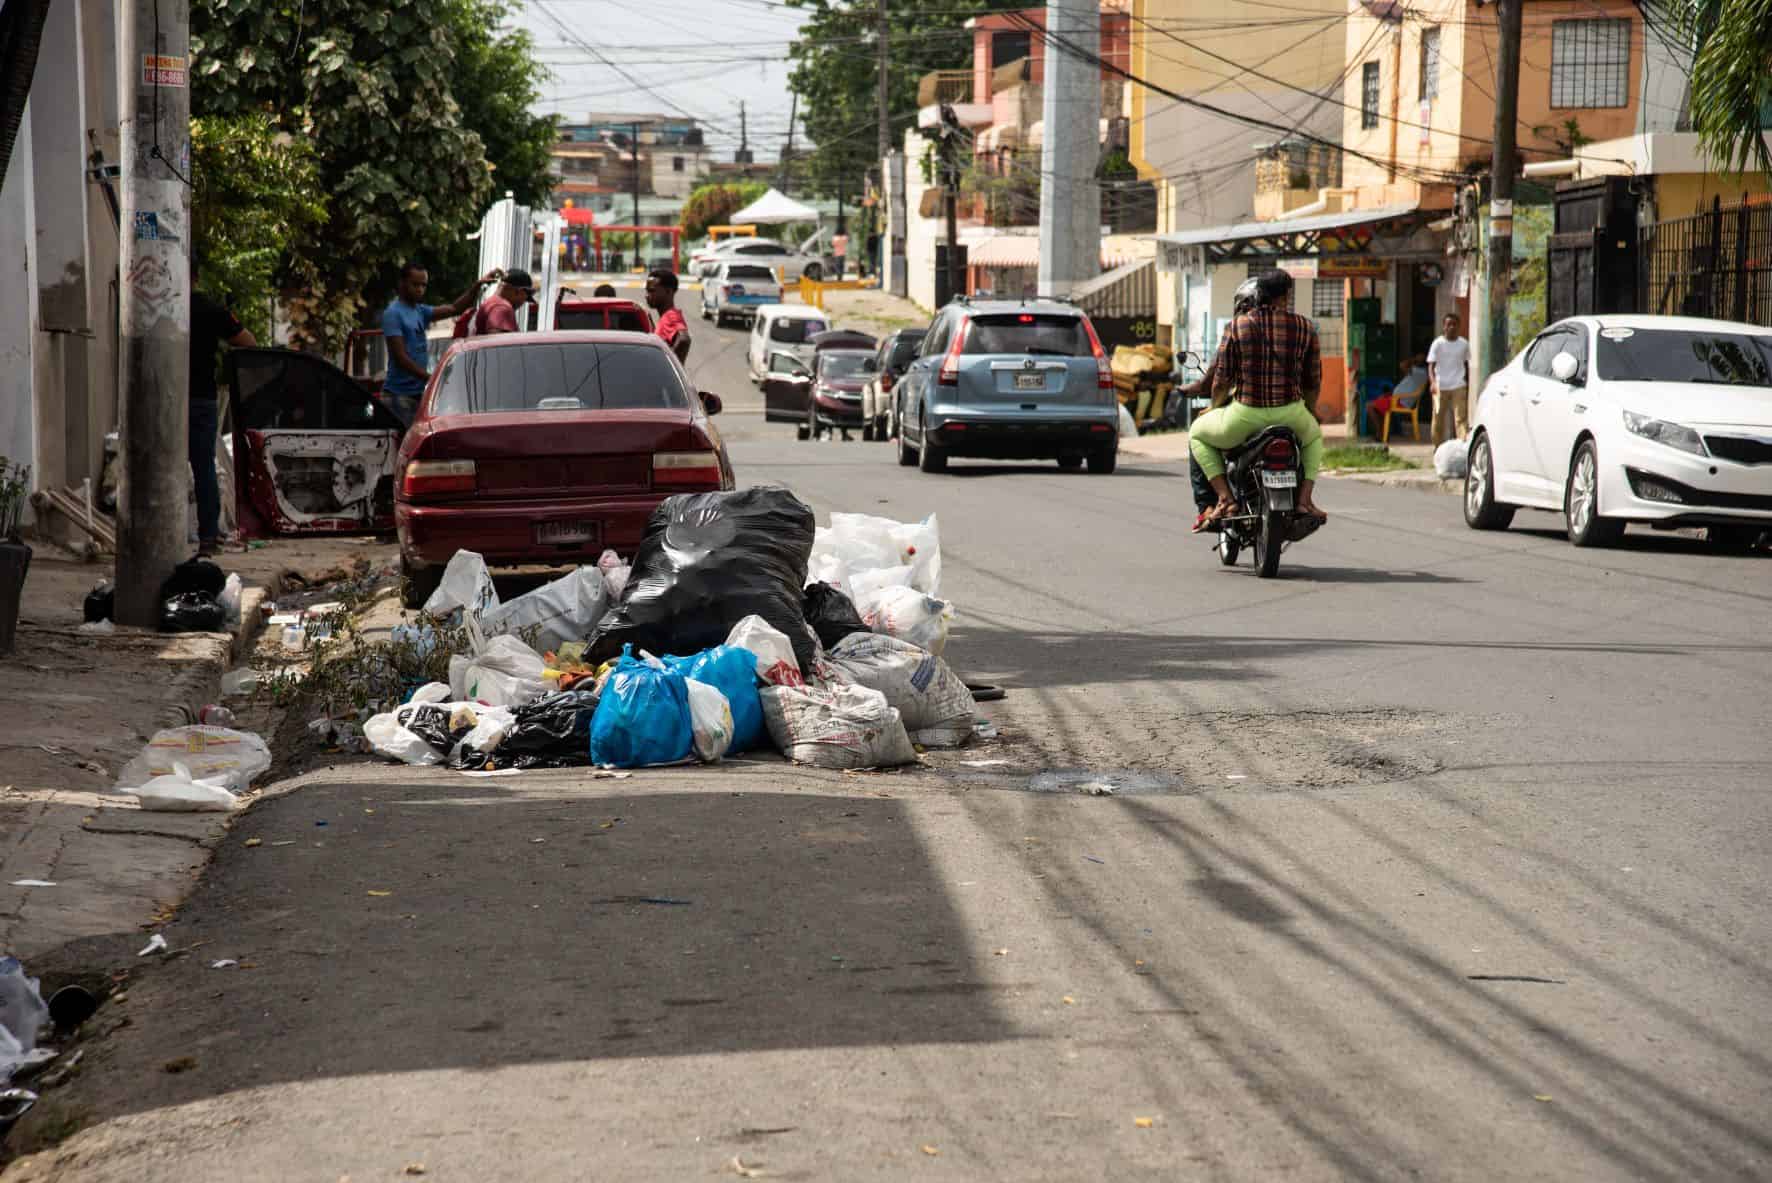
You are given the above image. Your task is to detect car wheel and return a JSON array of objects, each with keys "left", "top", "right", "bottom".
[
  {"left": 401, "top": 556, "right": 442, "bottom": 611},
  {"left": 1057, "top": 455, "right": 1083, "bottom": 471},
  {"left": 803, "top": 263, "right": 823, "bottom": 282},
  {"left": 1087, "top": 447, "right": 1117, "bottom": 475},
  {"left": 1565, "top": 439, "right": 1624, "bottom": 547},
  {"left": 897, "top": 419, "right": 918, "bottom": 466},
  {"left": 701, "top": 304, "right": 711, "bottom": 321},
  {"left": 918, "top": 415, "right": 947, "bottom": 472},
  {"left": 1463, "top": 431, "right": 1516, "bottom": 531}
]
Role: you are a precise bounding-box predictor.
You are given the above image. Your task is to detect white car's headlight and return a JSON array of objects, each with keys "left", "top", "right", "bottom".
[{"left": 1622, "top": 410, "right": 1707, "bottom": 456}]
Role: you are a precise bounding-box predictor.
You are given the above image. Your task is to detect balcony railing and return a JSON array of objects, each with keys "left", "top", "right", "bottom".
[{"left": 917, "top": 69, "right": 974, "bottom": 108}]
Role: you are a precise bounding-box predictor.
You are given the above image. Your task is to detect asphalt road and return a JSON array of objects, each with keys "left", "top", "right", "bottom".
[{"left": 13, "top": 312, "right": 1771, "bottom": 1181}]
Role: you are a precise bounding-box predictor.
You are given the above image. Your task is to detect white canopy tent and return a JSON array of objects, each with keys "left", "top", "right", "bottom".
[{"left": 729, "top": 187, "right": 820, "bottom": 225}]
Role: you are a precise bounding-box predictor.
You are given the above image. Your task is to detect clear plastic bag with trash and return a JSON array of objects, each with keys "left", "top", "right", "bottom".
[
  {"left": 423, "top": 549, "right": 500, "bottom": 619},
  {"left": 114, "top": 726, "right": 271, "bottom": 795},
  {"left": 448, "top": 620, "right": 549, "bottom": 708},
  {"left": 1434, "top": 438, "right": 1470, "bottom": 479},
  {"left": 131, "top": 762, "right": 241, "bottom": 811},
  {"left": 855, "top": 585, "right": 955, "bottom": 656},
  {"left": 685, "top": 677, "right": 735, "bottom": 762}
]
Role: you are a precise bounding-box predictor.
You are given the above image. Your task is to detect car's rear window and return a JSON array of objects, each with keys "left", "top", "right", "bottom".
[
  {"left": 820, "top": 352, "right": 869, "bottom": 380},
  {"left": 1594, "top": 328, "right": 1772, "bottom": 388},
  {"left": 726, "top": 265, "right": 776, "bottom": 282},
  {"left": 770, "top": 317, "right": 828, "bottom": 344},
  {"left": 431, "top": 342, "right": 691, "bottom": 415},
  {"left": 964, "top": 313, "right": 1088, "bottom": 357},
  {"left": 555, "top": 307, "right": 649, "bottom": 332}
]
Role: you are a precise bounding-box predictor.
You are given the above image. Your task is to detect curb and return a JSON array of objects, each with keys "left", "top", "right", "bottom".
[{"left": 1324, "top": 470, "right": 1461, "bottom": 495}]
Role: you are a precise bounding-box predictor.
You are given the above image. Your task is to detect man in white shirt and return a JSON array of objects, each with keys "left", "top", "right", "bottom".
[{"left": 1427, "top": 313, "right": 1471, "bottom": 445}]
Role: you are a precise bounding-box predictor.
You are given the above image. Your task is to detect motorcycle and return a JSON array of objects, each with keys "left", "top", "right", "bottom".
[{"left": 1205, "top": 425, "right": 1322, "bottom": 578}]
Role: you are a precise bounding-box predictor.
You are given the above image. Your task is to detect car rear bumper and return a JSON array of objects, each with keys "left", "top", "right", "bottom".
[
  {"left": 396, "top": 493, "right": 669, "bottom": 568},
  {"left": 925, "top": 410, "right": 1118, "bottom": 458}
]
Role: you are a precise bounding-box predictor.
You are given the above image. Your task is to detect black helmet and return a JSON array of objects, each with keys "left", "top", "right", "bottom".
[
  {"left": 1232, "top": 277, "right": 1261, "bottom": 315},
  {"left": 1255, "top": 268, "right": 1294, "bottom": 305}
]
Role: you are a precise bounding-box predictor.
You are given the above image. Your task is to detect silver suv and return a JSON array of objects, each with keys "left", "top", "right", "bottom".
[{"left": 892, "top": 299, "right": 1118, "bottom": 473}]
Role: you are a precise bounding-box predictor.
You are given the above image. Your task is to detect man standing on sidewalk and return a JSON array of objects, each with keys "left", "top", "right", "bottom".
[
  {"left": 190, "top": 264, "right": 255, "bottom": 556},
  {"left": 381, "top": 262, "right": 500, "bottom": 423},
  {"left": 1427, "top": 313, "right": 1471, "bottom": 445}
]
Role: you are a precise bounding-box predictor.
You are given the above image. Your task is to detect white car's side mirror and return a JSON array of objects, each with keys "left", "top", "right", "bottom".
[{"left": 1551, "top": 352, "right": 1580, "bottom": 382}]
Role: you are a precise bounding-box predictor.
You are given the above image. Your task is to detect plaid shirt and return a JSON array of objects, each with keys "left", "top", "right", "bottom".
[{"left": 1212, "top": 307, "right": 1321, "bottom": 408}]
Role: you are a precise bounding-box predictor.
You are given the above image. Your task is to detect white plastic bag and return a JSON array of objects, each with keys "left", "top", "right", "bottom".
[
  {"left": 604, "top": 564, "right": 631, "bottom": 602},
  {"left": 758, "top": 683, "right": 918, "bottom": 770},
  {"left": 423, "top": 549, "right": 500, "bottom": 619},
  {"left": 827, "top": 633, "right": 976, "bottom": 748},
  {"left": 856, "top": 585, "right": 954, "bottom": 657},
  {"left": 410, "top": 682, "right": 452, "bottom": 705},
  {"left": 0, "top": 957, "right": 49, "bottom": 1057},
  {"left": 452, "top": 704, "right": 517, "bottom": 761},
  {"left": 364, "top": 712, "right": 445, "bottom": 766},
  {"left": 685, "top": 678, "right": 735, "bottom": 762},
  {"left": 811, "top": 513, "right": 943, "bottom": 596},
  {"left": 114, "top": 726, "right": 272, "bottom": 795},
  {"left": 1434, "top": 438, "right": 1469, "bottom": 479},
  {"left": 449, "top": 628, "right": 549, "bottom": 708},
  {"left": 848, "top": 564, "right": 914, "bottom": 602},
  {"left": 481, "top": 567, "right": 609, "bottom": 655},
  {"left": 725, "top": 614, "right": 803, "bottom": 687},
  {"left": 1118, "top": 404, "right": 1138, "bottom": 438},
  {"left": 132, "top": 761, "right": 240, "bottom": 811},
  {"left": 219, "top": 573, "right": 244, "bottom": 622}
]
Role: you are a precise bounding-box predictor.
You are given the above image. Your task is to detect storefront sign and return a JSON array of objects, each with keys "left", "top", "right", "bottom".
[
  {"left": 1278, "top": 258, "right": 1317, "bottom": 280},
  {"left": 1317, "top": 255, "right": 1389, "bottom": 279}
]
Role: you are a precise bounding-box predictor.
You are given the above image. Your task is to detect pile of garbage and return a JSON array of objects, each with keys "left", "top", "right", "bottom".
[
  {"left": 366, "top": 488, "right": 978, "bottom": 772},
  {"left": 1111, "top": 343, "right": 1176, "bottom": 431},
  {"left": 81, "top": 556, "right": 246, "bottom": 636}
]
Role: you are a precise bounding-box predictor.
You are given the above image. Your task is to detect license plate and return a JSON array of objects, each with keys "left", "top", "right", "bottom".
[
  {"left": 535, "top": 520, "right": 598, "bottom": 545},
  {"left": 1261, "top": 471, "right": 1298, "bottom": 488},
  {"left": 1014, "top": 373, "right": 1045, "bottom": 390}
]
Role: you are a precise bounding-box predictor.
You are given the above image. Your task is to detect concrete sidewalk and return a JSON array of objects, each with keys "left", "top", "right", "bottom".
[{"left": 818, "top": 286, "right": 930, "bottom": 337}]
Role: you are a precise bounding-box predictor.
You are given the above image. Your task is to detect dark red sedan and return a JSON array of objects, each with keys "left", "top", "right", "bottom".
[{"left": 394, "top": 331, "right": 734, "bottom": 607}]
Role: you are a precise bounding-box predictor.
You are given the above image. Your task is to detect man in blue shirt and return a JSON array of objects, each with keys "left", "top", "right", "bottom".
[{"left": 381, "top": 262, "right": 500, "bottom": 422}]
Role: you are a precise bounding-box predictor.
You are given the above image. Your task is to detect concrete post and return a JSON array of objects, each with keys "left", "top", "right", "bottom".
[
  {"left": 114, "top": 0, "right": 190, "bottom": 626},
  {"left": 1037, "top": 0, "right": 1100, "bottom": 300}
]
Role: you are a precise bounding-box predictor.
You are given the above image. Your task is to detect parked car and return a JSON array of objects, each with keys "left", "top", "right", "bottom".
[
  {"left": 553, "top": 295, "right": 652, "bottom": 332},
  {"left": 394, "top": 330, "right": 735, "bottom": 607},
  {"left": 861, "top": 326, "right": 928, "bottom": 440},
  {"left": 747, "top": 305, "right": 830, "bottom": 383},
  {"left": 700, "top": 261, "right": 782, "bottom": 326},
  {"left": 892, "top": 299, "right": 1118, "bottom": 474},
  {"left": 692, "top": 237, "right": 824, "bottom": 282},
  {"left": 798, "top": 330, "right": 877, "bottom": 440},
  {"left": 1464, "top": 314, "right": 1772, "bottom": 549}
]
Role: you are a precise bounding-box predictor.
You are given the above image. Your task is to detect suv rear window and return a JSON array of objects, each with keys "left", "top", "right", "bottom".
[
  {"left": 555, "top": 307, "right": 649, "bottom": 332},
  {"left": 432, "top": 342, "right": 691, "bottom": 414},
  {"left": 726, "top": 265, "right": 776, "bottom": 281},
  {"left": 770, "top": 317, "right": 828, "bottom": 344},
  {"left": 964, "top": 313, "right": 1088, "bottom": 357}
]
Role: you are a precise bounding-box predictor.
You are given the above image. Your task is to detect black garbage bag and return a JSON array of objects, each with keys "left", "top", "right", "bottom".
[
  {"left": 84, "top": 581, "right": 114, "bottom": 623},
  {"left": 397, "top": 703, "right": 471, "bottom": 755},
  {"left": 803, "top": 581, "right": 868, "bottom": 650},
  {"left": 159, "top": 592, "right": 226, "bottom": 633},
  {"left": 586, "top": 487, "right": 818, "bottom": 671},
  {"left": 160, "top": 557, "right": 227, "bottom": 600},
  {"left": 453, "top": 690, "right": 601, "bottom": 770}
]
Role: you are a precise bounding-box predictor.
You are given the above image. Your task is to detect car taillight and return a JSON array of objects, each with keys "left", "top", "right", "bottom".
[
  {"left": 1079, "top": 315, "right": 1112, "bottom": 391},
  {"left": 938, "top": 318, "right": 969, "bottom": 386},
  {"left": 401, "top": 459, "right": 475, "bottom": 498},
  {"left": 1261, "top": 438, "right": 1297, "bottom": 469},
  {"left": 653, "top": 451, "right": 721, "bottom": 486}
]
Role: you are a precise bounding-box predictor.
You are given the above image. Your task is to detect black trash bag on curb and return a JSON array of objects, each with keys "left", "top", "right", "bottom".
[
  {"left": 586, "top": 487, "right": 819, "bottom": 672},
  {"left": 803, "top": 581, "right": 868, "bottom": 650},
  {"left": 452, "top": 690, "right": 601, "bottom": 771},
  {"left": 84, "top": 582, "right": 114, "bottom": 623},
  {"left": 396, "top": 703, "right": 472, "bottom": 755},
  {"left": 159, "top": 592, "right": 226, "bottom": 633},
  {"left": 160, "top": 557, "right": 227, "bottom": 600}
]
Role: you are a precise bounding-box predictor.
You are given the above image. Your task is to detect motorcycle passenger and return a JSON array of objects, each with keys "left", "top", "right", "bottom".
[
  {"left": 1190, "top": 269, "right": 1328, "bottom": 524},
  {"left": 1186, "top": 277, "right": 1261, "bottom": 529}
]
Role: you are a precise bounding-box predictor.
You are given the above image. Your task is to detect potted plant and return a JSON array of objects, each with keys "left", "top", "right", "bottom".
[{"left": 0, "top": 459, "right": 30, "bottom": 655}]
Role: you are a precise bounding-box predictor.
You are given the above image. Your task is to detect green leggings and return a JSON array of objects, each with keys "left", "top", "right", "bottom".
[{"left": 1189, "top": 399, "right": 1324, "bottom": 481}]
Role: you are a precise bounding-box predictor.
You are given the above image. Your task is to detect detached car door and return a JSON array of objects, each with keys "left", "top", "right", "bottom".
[
  {"left": 227, "top": 348, "right": 406, "bottom": 537},
  {"left": 762, "top": 350, "right": 813, "bottom": 422}
]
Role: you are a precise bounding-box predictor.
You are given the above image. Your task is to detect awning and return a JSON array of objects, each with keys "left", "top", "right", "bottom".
[
  {"left": 1154, "top": 202, "right": 1422, "bottom": 262},
  {"left": 967, "top": 236, "right": 1140, "bottom": 269},
  {"left": 1070, "top": 258, "right": 1155, "bottom": 317},
  {"left": 729, "top": 187, "right": 820, "bottom": 225}
]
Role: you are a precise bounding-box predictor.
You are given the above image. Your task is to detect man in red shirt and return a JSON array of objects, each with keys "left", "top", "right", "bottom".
[
  {"left": 473, "top": 269, "right": 535, "bottom": 335},
  {"left": 646, "top": 270, "right": 690, "bottom": 363}
]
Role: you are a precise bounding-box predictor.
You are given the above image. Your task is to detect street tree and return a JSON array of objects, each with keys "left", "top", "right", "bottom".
[
  {"left": 680, "top": 181, "right": 768, "bottom": 242},
  {"left": 1655, "top": 0, "right": 1772, "bottom": 174}
]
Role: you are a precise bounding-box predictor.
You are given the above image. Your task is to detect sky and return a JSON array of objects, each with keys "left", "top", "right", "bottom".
[{"left": 516, "top": 0, "right": 813, "bottom": 163}]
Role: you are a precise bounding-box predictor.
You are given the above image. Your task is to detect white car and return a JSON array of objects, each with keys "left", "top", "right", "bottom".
[
  {"left": 746, "top": 304, "right": 830, "bottom": 383},
  {"left": 1465, "top": 315, "right": 1772, "bottom": 549},
  {"left": 691, "top": 237, "right": 825, "bottom": 282},
  {"left": 700, "top": 261, "right": 782, "bottom": 326}
]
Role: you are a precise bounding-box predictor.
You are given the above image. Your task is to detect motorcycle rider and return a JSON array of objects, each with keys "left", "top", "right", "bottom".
[
  {"left": 1191, "top": 269, "right": 1328, "bottom": 525},
  {"left": 1185, "top": 277, "right": 1261, "bottom": 530}
]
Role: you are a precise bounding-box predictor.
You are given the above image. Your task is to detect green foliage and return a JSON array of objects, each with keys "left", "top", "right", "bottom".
[
  {"left": 679, "top": 181, "right": 769, "bottom": 241},
  {"left": 785, "top": 0, "right": 1019, "bottom": 199},
  {"left": 1655, "top": 0, "right": 1772, "bottom": 174},
  {"left": 191, "top": 114, "right": 326, "bottom": 342}
]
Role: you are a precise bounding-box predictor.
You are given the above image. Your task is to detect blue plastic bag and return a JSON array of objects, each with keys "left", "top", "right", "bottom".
[
  {"left": 665, "top": 646, "right": 764, "bottom": 753},
  {"left": 588, "top": 648, "right": 693, "bottom": 768}
]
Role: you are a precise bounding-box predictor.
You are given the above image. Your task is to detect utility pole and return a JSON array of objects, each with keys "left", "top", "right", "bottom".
[
  {"left": 1484, "top": 0, "right": 1522, "bottom": 385},
  {"left": 114, "top": 0, "right": 192, "bottom": 626},
  {"left": 1038, "top": 0, "right": 1100, "bottom": 300},
  {"left": 631, "top": 121, "right": 641, "bottom": 267},
  {"left": 939, "top": 104, "right": 961, "bottom": 306},
  {"left": 779, "top": 93, "right": 798, "bottom": 195},
  {"left": 737, "top": 101, "right": 750, "bottom": 162},
  {"left": 876, "top": 0, "right": 890, "bottom": 165}
]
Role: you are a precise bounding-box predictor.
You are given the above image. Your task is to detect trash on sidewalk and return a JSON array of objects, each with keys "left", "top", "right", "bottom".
[
  {"left": 197, "top": 704, "right": 236, "bottom": 727},
  {"left": 726, "top": 615, "right": 803, "bottom": 688},
  {"left": 802, "top": 581, "right": 869, "bottom": 650},
  {"left": 587, "top": 488, "right": 820, "bottom": 673},
  {"left": 597, "top": 548, "right": 631, "bottom": 601},
  {"left": 449, "top": 626, "right": 549, "bottom": 708},
  {"left": 664, "top": 645, "right": 765, "bottom": 753},
  {"left": 1435, "top": 438, "right": 1470, "bottom": 479},
  {"left": 219, "top": 573, "right": 244, "bottom": 622},
  {"left": 220, "top": 668, "right": 261, "bottom": 697},
  {"left": 481, "top": 566, "right": 609, "bottom": 655},
  {"left": 8, "top": 882, "right": 56, "bottom": 889},
  {"left": 423, "top": 549, "right": 499, "bottom": 619},
  {"left": 115, "top": 726, "right": 272, "bottom": 796},
  {"left": 75, "top": 619, "right": 114, "bottom": 636},
  {"left": 158, "top": 557, "right": 229, "bottom": 633},
  {"left": 83, "top": 581, "right": 113, "bottom": 623},
  {"left": 856, "top": 585, "right": 954, "bottom": 656},
  {"left": 589, "top": 649, "right": 693, "bottom": 768},
  {"left": 131, "top": 762, "right": 241, "bottom": 811},
  {"left": 758, "top": 683, "right": 917, "bottom": 770},
  {"left": 808, "top": 512, "right": 941, "bottom": 598},
  {"left": 455, "top": 690, "right": 601, "bottom": 771},
  {"left": 685, "top": 677, "right": 735, "bottom": 762},
  {"left": 137, "top": 934, "right": 167, "bottom": 956},
  {"left": 826, "top": 633, "right": 975, "bottom": 747}
]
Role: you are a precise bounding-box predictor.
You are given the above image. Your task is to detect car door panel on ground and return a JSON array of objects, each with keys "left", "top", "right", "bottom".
[
  {"left": 227, "top": 348, "right": 405, "bottom": 537},
  {"left": 763, "top": 350, "right": 812, "bottom": 421}
]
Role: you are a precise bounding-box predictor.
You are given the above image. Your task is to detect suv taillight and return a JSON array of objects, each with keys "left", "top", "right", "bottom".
[
  {"left": 401, "top": 459, "right": 475, "bottom": 498},
  {"left": 1079, "top": 315, "right": 1112, "bottom": 392},
  {"left": 1261, "top": 438, "right": 1297, "bottom": 469},
  {"left": 938, "top": 318, "right": 970, "bottom": 386}
]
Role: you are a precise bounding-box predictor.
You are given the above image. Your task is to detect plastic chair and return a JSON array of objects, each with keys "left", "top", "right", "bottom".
[{"left": 1379, "top": 384, "right": 1424, "bottom": 443}]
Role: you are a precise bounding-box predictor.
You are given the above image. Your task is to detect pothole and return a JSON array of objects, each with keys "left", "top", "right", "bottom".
[{"left": 1024, "top": 769, "right": 1188, "bottom": 796}]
